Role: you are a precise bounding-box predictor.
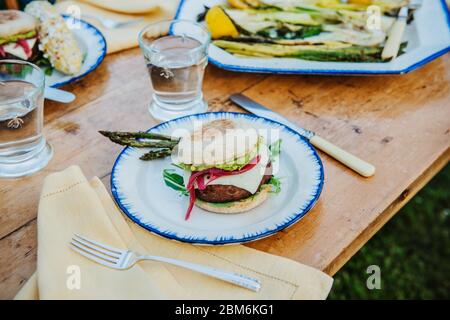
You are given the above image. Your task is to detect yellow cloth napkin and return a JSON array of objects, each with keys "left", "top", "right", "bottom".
[
  {"left": 55, "top": 1, "right": 178, "bottom": 54},
  {"left": 15, "top": 166, "right": 333, "bottom": 300},
  {"left": 78, "top": 0, "right": 167, "bottom": 14}
]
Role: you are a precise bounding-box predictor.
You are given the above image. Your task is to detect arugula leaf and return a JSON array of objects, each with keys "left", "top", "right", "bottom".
[
  {"left": 34, "top": 56, "right": 54, "bottom": 76},
  {"left": 44, "top": 67, "right": 54, "bottom": 76},
  {"left": 266, "top": 176, "right": 281, "bottom": 194},
  {"left": 269, "top": 139, "right": 282, "bottom": 162},
  {"left": 171, "top": 162, "right": 186, "bottom": 170},
  {"left": 163, "top": 169, "right": 188, "bottom": 196}
]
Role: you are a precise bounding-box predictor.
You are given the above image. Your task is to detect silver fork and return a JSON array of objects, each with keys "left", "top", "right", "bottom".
[
  {"left": 70, "top": 234, "right": 261, "bottom": 292},
  {"left": 81, "top": 14, "right": 143, "bottom": 29}
]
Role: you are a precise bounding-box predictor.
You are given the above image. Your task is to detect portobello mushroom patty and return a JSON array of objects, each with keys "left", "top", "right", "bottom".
[{"left": 195, "top": 163, "right": 272, "bottom": 203}]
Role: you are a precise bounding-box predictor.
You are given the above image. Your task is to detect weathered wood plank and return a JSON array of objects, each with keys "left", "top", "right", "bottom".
[{"left": 0, "top": 220, "right": 37, "bottom": 300}]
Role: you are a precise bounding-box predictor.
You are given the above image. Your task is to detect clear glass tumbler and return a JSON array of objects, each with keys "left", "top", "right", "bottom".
[
  {"left": 138, "top": 20, "right": 210, "bottom": 121},
  {"left": 0, "top": 60, "right": 53, "bottom": 178}
]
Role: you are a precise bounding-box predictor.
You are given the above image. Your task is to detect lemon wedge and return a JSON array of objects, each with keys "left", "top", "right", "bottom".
[{"left": 205, "top": 6, "right": 239, "bottom": 39}]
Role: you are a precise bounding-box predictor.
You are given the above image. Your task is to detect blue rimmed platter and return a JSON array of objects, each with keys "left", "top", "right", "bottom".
[
  {"left": 111, "top": 112, "right": 324, "bottom": 245},
  {"left": 46, "top": 16, "right": 107, "bottom": 88},
  {"left": 175, "top": 0, "right": 450, "bottom": 75}
]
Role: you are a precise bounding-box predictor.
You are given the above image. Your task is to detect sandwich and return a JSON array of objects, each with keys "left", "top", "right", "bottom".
[
  {"left": 167, "top": 119, "right": 281, "bottom": 220},
  {"left": 0, "top": 10, "right": 39, "bottom": 61}
]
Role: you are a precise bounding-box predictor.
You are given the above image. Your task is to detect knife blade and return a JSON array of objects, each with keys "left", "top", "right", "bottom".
[
  {"left": 230, "top": 93, "right": 315, "bottom": 140},
  {"left": 230, "top": 93, "right": 375, "bottom": 177},
  {"left": 1, "top": 81, "right": 75, "bottom": 103},
  {"left": 44, "top": 87, "right": 76, "bottom": 103}
]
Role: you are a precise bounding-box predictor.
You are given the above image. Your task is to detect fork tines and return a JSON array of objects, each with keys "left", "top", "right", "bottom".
[{"left": 70, "top": 234, "right": 123, "bottom": 268}]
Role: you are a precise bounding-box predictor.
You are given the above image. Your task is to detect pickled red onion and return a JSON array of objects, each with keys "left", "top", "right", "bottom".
[
  {"left": 16, "top": 39, "right": 31, "bottom": 57},
  {"left": 184, "top": 155, "right": 261, "bottom": 220}
]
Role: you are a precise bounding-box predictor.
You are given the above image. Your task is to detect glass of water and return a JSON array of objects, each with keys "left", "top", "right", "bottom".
[
  {"left": 0, "top": 60, "right": 52, "bottom": 178},
  {"left": 138, "top": 20, "right": 210, "bottom": 121}
]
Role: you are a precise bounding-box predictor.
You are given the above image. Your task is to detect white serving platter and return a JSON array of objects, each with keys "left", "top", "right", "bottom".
[{"left": 175, "top": 0, "right": 450, "bottom": 75}]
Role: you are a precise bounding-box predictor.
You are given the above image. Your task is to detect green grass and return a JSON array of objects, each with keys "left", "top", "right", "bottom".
[{"left": 329, "top": 164, "right": 450, "bottom": 299}]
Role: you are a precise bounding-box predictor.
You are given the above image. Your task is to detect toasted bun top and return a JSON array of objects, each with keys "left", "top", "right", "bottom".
[
  {"left": 176, "top": 119, "right": 260, "bottom": 166},
  {"left": 0, "top": 10, "right": 37, "bottom": 39}
]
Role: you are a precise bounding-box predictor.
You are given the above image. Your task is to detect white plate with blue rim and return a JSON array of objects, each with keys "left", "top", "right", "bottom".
[
  {"left": 175, "top": 0, "right": 450, "bottom": 75},
  {"left": 111, "top": 112, "right": 324, "bottom": 245},
  {"left": 45, "top": 16, "right": 107, "bottom": 88}
]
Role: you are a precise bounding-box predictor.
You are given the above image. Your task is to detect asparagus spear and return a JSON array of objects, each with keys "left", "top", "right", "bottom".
[
  {"left": 214, "top": 40, "right": 386, "bottom": 62},
  {"left": 100, "top": 130, "right": 177, "bottom": 160},
  {"left": 108, "top": 137, "right": 177, "bottom": 148},
  {"left": 214, "top": 40, "right": 408, "bottom": 62},
  {"left": 99, "top": 130, "right": 179, "bottom": 143},
  {"left": 140, "top": 149, "right": 173, "bottom": 161},
  {"left": 99, "top": 131, "right": 179, "bottom": 148},
  {"left": 99, "top": 130, "right": 179, "bottom": 142}
]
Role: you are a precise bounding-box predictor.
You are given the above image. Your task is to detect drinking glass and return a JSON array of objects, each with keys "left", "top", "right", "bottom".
[
  {"left": 0, "top": 60, "right": 52, "bottom": 178},
  {"left": 138, "top": 20, "right": 210, "bottom": 121}
]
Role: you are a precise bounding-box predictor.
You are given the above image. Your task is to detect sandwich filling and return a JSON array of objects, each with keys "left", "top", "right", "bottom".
[
  {"left": 0, "top": 37, "right": 37, "bottom": 60},
  {"left": 183, "top": 154, "right": 265, "bottom": 220},
  {"left": 0, "top": 10, "right": 38, "bottom": 60}
]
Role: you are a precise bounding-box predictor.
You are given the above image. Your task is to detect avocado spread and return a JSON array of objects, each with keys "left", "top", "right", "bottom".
[{"left": 0, "top": 30, "right": 36, "bottom": 45}]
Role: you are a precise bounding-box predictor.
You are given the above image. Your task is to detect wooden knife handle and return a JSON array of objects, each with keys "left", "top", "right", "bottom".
[{"left": 310, "top": 135, "right": 376, "bottom": 177}]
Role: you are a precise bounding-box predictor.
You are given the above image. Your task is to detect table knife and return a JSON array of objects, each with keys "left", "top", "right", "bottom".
[
  {"left": 230, "top": 93, "right": 376, "bottom": 177},
  {"left": 44, "top": 87, "right": 76, "bottom": 103},
  {"left": 1, "top": 81, "right": 75, "bottom": 103}
]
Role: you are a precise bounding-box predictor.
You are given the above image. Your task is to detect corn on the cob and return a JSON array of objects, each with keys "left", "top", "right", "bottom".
[{"left": 25, "top": 1, "right": 82, "bottom": 75}]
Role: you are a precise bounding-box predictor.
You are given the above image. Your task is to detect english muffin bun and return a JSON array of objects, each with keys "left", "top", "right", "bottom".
[
  {"left": 195, "top": 184, "right": 271, "bottom": 214},
  {"left": 0, "top": 10, "right": 37, "bottom": 39},
  {"left": 176, "top": 119, "right": 260, "bottom": 167}
]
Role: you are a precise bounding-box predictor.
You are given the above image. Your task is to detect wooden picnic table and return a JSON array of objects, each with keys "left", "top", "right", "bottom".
[{"left": 0, "top": 48, "right": 449, "bottom": 299}]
